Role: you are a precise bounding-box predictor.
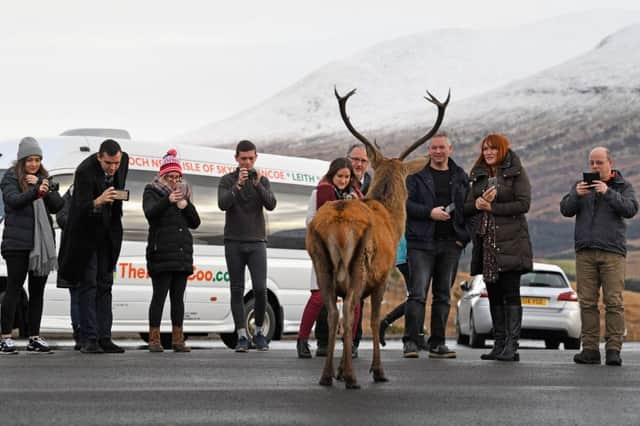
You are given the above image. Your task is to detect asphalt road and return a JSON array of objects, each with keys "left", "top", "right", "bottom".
[{"left": 1, "top": 339, "right": 639, "bottom": 425}]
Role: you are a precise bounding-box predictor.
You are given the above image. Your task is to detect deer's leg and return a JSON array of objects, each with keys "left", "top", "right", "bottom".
[
  {"left": 340, "top": 291, "right": 360, "bottom": 389},
  {"left": 370, "top": 282, "right": 388, "bottom": 383},
  {"left": 317, "top": 272, "right": 337, "bottom": 387}
]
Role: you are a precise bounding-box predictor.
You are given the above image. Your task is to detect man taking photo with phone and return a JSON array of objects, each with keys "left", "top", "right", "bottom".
[
  {"left": 218, "top": 140, "right": 277, "bottom": 352},
  {"left": 58, "top": 139, "right": 129, "bottom": 354},
  {"left": 560, "top": 146, "right": 637, "bottom": 366}
]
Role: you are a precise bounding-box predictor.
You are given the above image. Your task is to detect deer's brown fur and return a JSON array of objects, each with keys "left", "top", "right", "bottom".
[{"left": 306, "top": 87, "right": 448, "bottom": 389}]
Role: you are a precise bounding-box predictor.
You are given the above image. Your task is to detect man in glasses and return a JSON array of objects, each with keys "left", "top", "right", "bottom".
[
  {"left": 347, "top": 145, "right": 372, "bottom": 195},
  {"left": 561, "top": 147, "right": 638, "bottom": 366}
]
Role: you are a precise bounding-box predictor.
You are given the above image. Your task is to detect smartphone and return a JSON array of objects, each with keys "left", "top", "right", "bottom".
[
  {"left": 487, "top": 176, "right": 497, "bottom": 189},
  {"left": 583, "top": 172, "right": 600, "bottom": 185},
  {"left": 175, "top": 182, "right": 187, "bottom": 194},
  {"left": 113, "top": 189, "right": 130, "bottom": 201},
  {"left": 444, "top": 203, "right": 455, "bottom": 214}
]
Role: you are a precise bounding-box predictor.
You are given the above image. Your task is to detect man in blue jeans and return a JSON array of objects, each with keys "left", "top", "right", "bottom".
[
  {"left": 403, "top": 132, "right": 470, "bottom": 358},
  {"left": 218, "top": 140, "right": 277, "bottom": 352}
]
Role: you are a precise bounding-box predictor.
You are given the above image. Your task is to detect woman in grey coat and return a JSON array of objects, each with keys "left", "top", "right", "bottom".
[{"left": 464, "top": 134, "right": 533, "bottom": 362}]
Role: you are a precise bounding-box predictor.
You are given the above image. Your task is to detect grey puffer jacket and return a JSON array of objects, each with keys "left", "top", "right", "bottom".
[
  {"left": 464, "top": 149, "right": 533, "bottom": 275},
  {"left": 560, "top": 170, "right": 638, "bottom": 256}
]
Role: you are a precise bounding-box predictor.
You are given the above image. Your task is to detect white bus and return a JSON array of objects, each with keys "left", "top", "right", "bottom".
[{"left": 0, "top": 129, "right": 327, "bottom": 348}]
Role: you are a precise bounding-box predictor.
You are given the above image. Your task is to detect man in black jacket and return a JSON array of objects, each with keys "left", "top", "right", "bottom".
[
  {"left": 560, "top": 147, "right": 638, "bottom": 366},
  {"left": 403, "top": 133, "right": 470, "bottom": 358},
  {"left": 58, "top": 139, "right": 129, "bottom": 354},
  {"left": 218, "top": 140, "right": 277, "bottom": 352}
]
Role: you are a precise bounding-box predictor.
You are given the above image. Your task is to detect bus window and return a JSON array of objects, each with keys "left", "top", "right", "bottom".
[{"left": 266, "top": 182, "right": 312, "bottom": 250}]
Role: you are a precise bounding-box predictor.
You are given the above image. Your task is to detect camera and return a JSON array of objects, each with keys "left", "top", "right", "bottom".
[
  {"left": 37, "top": 176, "right": 59, "bottom": 192},
  {"left": 248, "top": 169, "right": 258, "bottom": 180}
]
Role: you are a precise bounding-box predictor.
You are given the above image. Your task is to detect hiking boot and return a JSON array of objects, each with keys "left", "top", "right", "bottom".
[
  {"left": 235, "top": 336, "right": 250, "bottom": 353},
  {"left": 171, "top": 326, "right": 191, "bottom": 353},
  {"left": 605, "top": 349, "right": 622, "bottom": 366},
  {"left": 297, "top": 338, "right": 312, "bottom": 359},
  {"left": 428, "top": 344, "right": 457, "bottom": 359},
  {"left": 315, "top": 344, "right": 328, "bottom": 357},
  {"left": 573, "top": 349, "right": 601, "bottom": 365},
  {"left": 0, "top": 337, "right": 18, "bottom": 355},
  {"left": 403, "top": 340, "right": 419, "bottom": 358},
  {"left": 253, "top": 333, "right": 269, "bottom": 351},
  {"left": 26, "top": 337, "right": 53, "bottom": 354},
  {"left": 81, "top": 340, "right": 104, "bottom": 354},
  {"left": 148, "top": 327, "right": 164, "bottom": 353},
  {"left": 98, "top": 338, "right": 125, "bottom": 353}
]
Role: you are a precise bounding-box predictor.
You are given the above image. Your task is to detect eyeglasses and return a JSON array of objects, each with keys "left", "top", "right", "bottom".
[
  {"left": 589, "top": 160, "right": 606, "bottom": 166},
  {"left": 348, "top": 156, "right": 368, "bottom": 164},
  {"left": 164, "top": 174, "right": 182, "bottom": 181}
]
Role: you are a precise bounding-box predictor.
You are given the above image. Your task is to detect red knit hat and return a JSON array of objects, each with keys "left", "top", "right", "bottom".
[{"left": 159, "top": 149, "right": 182, "bottom": 176}]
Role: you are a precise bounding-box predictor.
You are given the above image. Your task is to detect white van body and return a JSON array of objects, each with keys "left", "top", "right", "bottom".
[{"left": 0, "top": 132, "right": 327, "bottom": 346}]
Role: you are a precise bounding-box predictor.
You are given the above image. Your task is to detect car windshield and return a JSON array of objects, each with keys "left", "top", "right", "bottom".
[{"left": 520, "top": 271, "right": 568, "bottom": 288}]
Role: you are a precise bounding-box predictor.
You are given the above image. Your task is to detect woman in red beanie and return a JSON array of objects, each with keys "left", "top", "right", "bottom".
[{"left": 143, "top": 149, "right": 200, "bottom": 352}]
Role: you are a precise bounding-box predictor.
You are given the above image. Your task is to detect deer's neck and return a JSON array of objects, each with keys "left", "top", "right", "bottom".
[{"left": 367, "top": 180, "right": 407, "bottom": 242}]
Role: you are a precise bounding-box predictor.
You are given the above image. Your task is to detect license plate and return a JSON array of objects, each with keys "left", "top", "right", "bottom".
[{"left": 521, "top": 297, "right": 548, "bottom": 306}]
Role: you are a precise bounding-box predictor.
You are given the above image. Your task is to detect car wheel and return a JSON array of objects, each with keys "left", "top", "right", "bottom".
[
  {"left": 220, "top": 298, "right": 277, "bottom": 349},
  {"left": 469, "top": 312, "right": 485, "bottom": 348},
  {"left": 544, "top": 338, "right": 560, "bottom": 349},
  {"left": 564, "top": 337, "right": 581, "bottom": 350},
  {"left": 456, "top": 318, "right": 469, "bottom": 345}
]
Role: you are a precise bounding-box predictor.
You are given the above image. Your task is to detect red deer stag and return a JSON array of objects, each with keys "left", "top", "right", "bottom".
[{"left": 306, "top": 87, "right": 449, "bottom": 389}]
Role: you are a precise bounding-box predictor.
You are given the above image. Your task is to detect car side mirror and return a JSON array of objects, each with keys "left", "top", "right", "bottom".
[{"left": 460, "top": 280, "right": 470, "bottom": 292}]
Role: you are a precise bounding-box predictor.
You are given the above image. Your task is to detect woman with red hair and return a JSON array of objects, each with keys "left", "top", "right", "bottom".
[{"left": 464, "top": 134, "right": 533, "bottom": 362}]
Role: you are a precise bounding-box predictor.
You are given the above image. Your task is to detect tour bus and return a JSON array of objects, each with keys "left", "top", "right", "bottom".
[{"left": 0, "top": 129, "right": 327, "bottom": 348}]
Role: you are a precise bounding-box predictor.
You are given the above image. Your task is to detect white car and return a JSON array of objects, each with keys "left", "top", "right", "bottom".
[{"left": 456, "top": 262, "right": 581, "bottom": 350}]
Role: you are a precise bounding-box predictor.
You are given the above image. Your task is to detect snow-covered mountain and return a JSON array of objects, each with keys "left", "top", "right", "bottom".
[{"left": 176, "top": 10, "right": 640, "bottom": 146}]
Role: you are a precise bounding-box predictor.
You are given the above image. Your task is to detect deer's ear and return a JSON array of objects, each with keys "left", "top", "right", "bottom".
[{"left": 403, "top": 155, "right": 429, "bottom": 175}]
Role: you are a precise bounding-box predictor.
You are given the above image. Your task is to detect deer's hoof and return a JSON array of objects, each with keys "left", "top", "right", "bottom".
[
  {"left": 373, "top": 375, "right": 389, "bottom": 383},
  {"left": 345, "top": 381, "right": 361, "bottom": 390},
  {"left": 319, "top": 376, "right": 333, "bottom": 386}
]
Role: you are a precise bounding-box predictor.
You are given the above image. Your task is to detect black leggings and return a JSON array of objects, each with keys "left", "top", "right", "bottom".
[
  {"left": 148, "top": 272, "right": 189, "bottom": 327},
  {"left": 224, "top": 241, "right": 267, "bottom": 329},
  {"left": 486, "top": 270, "right": 522, "bottom": 307},
  {"left": 1, "top": 252, "right": 48, "bottom": 336}
]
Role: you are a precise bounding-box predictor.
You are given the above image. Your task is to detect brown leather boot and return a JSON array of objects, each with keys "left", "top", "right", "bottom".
[
  {"left": 148, "top": 327, "right": 164, "bottom": 353},
  {"left": 172, "top": 326, "right": 191, "bottom": 352}
]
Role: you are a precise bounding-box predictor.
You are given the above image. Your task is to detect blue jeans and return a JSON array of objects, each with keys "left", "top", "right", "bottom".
[{"left": 404, "top": 240, "right": 461, "bottom": 347}]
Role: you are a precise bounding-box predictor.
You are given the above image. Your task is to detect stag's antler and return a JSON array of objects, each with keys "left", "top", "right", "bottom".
[
  {"left": 397, "top": 90, "right": 451, "bottom": 161},
  {"left": 334, "top": 87, "right": 381, "bottom": 165}
]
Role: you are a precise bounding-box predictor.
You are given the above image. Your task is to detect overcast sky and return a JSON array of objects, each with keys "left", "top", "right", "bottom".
[{"left": 0, "top": 0, "right": 638, "bottom": 142}]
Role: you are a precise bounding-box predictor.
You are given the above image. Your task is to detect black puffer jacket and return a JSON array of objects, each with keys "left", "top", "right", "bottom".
[
  {"left": 464, "top": 150, "right": 533, "bottom": 275},
  {"left": 143, "top": 184, "right": 201, "bottom": 276},
  {"left": 0, "top": 168, "right": 64, "bottom": 255}
]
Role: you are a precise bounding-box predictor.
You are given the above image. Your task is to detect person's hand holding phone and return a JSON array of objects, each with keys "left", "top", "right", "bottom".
[
  {"left": 95, "top": 186, "right": 117, "bottom": 207},
  {"left": 430, "top": 206, "right": 451, "bottom": 221},
  {"left": 591, "top": 180, "right": 608, "bottom": 195},
  {"left": 576, "top": 181, "right": 591, "bottom": 196},
  {"left": 237, "top": 168, "right": 249, "bottom": 189},
  {"left": 482, "top": 186, "right": 497, "bottom": 203}
]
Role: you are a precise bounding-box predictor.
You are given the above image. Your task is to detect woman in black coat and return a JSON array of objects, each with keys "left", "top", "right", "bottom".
[
  {"left": 143, "top": 149, "right": 200, "bottom": 352},
  {"left": 0, "top": 137, "right": 63, "bottom": 354},
  {"left": 464, "top": 134, "right": 533, "bottom": 362}
]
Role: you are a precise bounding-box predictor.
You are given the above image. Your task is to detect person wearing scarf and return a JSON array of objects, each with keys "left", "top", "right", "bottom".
[
  {"left": 143, "top": 149, "right": 200, "bottom": 352},
  {"left": 464, "top": 134, "right": 533, "bottom": 362},
  {"left": 0, "top": 137, "right": 63, "bottom": 355},
  {"left": 296, "top": 157, "right": 363, "bottom": 358}
]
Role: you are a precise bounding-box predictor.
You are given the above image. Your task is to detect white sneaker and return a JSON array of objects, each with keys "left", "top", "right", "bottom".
[
  {"left": 0, "top": 337, "right": 18, "bottom": 355},
  {"left": 26, "top": 336, "right": 52, "bottom": 354}
]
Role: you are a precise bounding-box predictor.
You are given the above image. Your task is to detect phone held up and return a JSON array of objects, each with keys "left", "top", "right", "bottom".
[
  {"left": 487, "top": 176, "right": 497, "bottom": 190},
  {"left": 112, "top": 189, "right": 130, "bottom": 201},
  {"left": 583, "top": 171, "right": 600, "bottom": 186}
]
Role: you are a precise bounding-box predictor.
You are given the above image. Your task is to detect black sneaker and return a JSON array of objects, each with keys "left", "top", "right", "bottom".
[
  {"left": 297, "top": 339, "right": 312, "bottom": 358},
  {"left": 573, "top": 349, "right": 601, "bottom": 364},
  {"left": 428, "top": 344, "right": 457, "bottom": 359},
  {"left": 235, "top": 336, "right": 250, "bottom": 353},
  {"left": 253, "top": 333, "right": 269, "bottom": 351},
  {"left": 316, "top": 344, "right": 328, "bottom": 357},
  {"left": 26, "top": 337, "right": 53, "bottom": 354},
  {"left": 351, "top": 346, "right": 359, "bottom": 359},
  {"left": 605, "top": 349, "right": 622, "bottom": 366},
  {"left": 98, "top": 339, "right": 125, "bottom": 353},
  {"left": 80, "top": 340, "right": 104, "bottom": 354},
  {"left": 403, "top": 340, "right": 419, "bottom": 358},
  {"left": 0, "top": 337, "right": 18, "bottom": 355}
]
